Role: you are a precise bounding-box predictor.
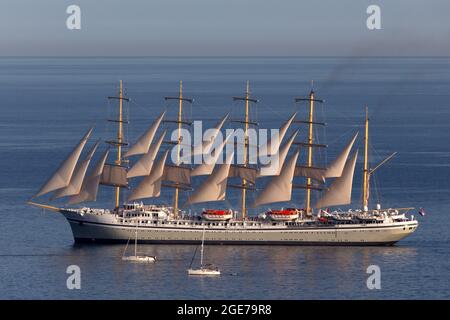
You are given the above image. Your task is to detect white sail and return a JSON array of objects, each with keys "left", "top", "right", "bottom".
[
  {"left": 186, "top": 152, "right": 234, "bottom": 205},
  {"left": 128, "top": 150, "right": 169, "bottom": 201},
  {"left": 314, "top": 150, "right": 358, "bottom": 209},
  {"left": 325, "top": 132, "right": 358, "bottom": 178},
  {"left": 68, "top": 149, "right": 109, "bottom": 204},
  {"left": 124, "top": 111, "right": 165, "bottom": 158},
  {"left": 127, "top": 130, "right": 166, "bottom": 178},
  {"left": 258, "top": 130, "right": 298, "bottom": 177},
  {"left": 252, "top": 150, "right": 300, "bottom": 207},
  {"left": 191, "top": 134, "right": 231, "bottom": 176},
  {"left": 34, "top": 128, "right": 93, "bottom": 198},
  {"left": 258, "top": 112, "right": 296, "bottom": 157},
  {"left": 192, "top": 113, "right": 229, "bottom": 157},
  {"left": 52, "top": 141, "right": 100, "bottom": 199}
]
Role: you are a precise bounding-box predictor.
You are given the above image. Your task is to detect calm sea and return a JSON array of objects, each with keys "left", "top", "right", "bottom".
[{"left": 0, "top": 57, "right": 449, "bottom": 299}]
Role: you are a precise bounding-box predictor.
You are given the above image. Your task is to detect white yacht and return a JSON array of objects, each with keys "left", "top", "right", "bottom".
[{"left": 187, "top": 228, "right": 220, "bottom": 276}]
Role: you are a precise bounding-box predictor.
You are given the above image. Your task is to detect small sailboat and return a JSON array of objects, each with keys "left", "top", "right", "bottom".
[
  {"left": 187, "top": 228, "right": 220, "bottom": 276},
  {"left": 122, "top": 222, "right": 156, "bottom": 263}
]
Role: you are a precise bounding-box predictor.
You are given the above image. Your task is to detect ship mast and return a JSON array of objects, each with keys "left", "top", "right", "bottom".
[
  {"left": 164, "top": 81, "right": 193, "bottom": 217},
  {"left": 115, "top": 80, "right": 124, "bottom": 208},
  {"left": 174, "top": 81, "right": 183, "bottom": 216},
  {"left": 106, "top": 80, "right": 130, "bottom": 209},
  {"left": 242, "top": 81, "right": 250, "bottom": 218},
  {"left": 295, "top": 84, "right": 324, "bottom": 215},
  {"left": 305, "top": 89, "right": 315, "bottom": 214},
  {"left": 362, "top": 106, "right": 369, "bottom": 210},
  {"left": 232, "top": 81, "right": 257, "bottom": 220}
]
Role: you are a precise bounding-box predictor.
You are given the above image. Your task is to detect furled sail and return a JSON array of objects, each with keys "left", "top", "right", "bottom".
[
  {"left": 100, "top": 164, "right": 128, "bottom": 187},
  {"left": 162, "top": 165, "right": 191, "bottom": 185},
  {"left": 192, "top": 113, "right": 229, "bottom": 157},
  {"left": 127, "top": 130, "right": 166, "bottom": 178},
  {"left": 52, "top": 141, "right": 100, "bottom": 199},
  {"left": 314, "top": 150, "right": 358, "bottom": 209},
  {"left": 294, "top": 132, "right": 358, "bottom": 182},
  {"left": 229, "top": 165, "right": 257, "bottom": 185},
  {"left": 34, "top": 128, "right": 93, "bottom": 198},
  {"left": 258, "top": 130, "right": 298, "bottom": 177},
  {"left": 186, "top": 152, "right": 234, "bottom": 205},
  {"left": 325, "top": 132, "right": 358, "bottom": 178},
  {"left": 258, "top": 112, "right": 296, "bottom": 157},
  {"left": 191, "top": 134, "right": 231, "bottom": 176},
  {"left": 252, "top": 150, "right": 300, "bottom": 207},
  {"left": 124, "top": 111, "right": 165, "bottom": 158},
  {"left": 294, "top": 166, "right": 326, "bottom": 183},
  {"left": 68, "top": 149, "right": 109, "bottom": 204},
  {"left": 128, "top": 150, "right": 169, "bottom": 201}
]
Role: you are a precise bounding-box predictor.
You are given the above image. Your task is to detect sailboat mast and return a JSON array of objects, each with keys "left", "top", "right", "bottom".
[
  {"left": 241, "top": 81, "right": 250, "bottom": 219},
  {"left": 362, "top": 106, "right": 370, "bottom": 210},
  {"left": 115, "top": 80, "right": 124, "bottom": 209},
  {"left": 134, "top": 223, "right": 138, "bottom": 257},
  {"left": 174, "top": 81, "right": 183, "bottom": 217},
  {"left": 200, "top": 228, "right": 205, "bottom": 267},
  {"left": 305, "top": 89, "right": 315, "bottom": 214}
]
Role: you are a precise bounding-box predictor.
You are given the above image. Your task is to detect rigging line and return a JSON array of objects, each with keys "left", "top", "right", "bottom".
[
  {"left": 314, "top": 120, "right": 323, "bottom": 163},
  {"left": 367, "top": 141, "right": 384, "bottom": 207},
  {"left": 223, "top": 199, "right": 234, "bottom": 212},
  {"left": 106, "top": 98, "right": 112, "bottom": 147},
  {"left": 189, "top": 101, "right": 229, "bottom": 118},
  {"left": 327, "top": 126, "right": 357, "bottom": 146},
  {"left": 369, "top": 141, "right": 385, "bottom": 163},
  {"left": 128, "top": 99, "right": 160, "bottom": 120},
  {"left": 189, "top": 245, "right": 199, "bottom": 269},
  {"left": 372, "top": 168, "right": 382, "bottom": 207},
  {"left": 258, "top": 102, "right": 288, "bottom": 121},
  {"left": 320, "top": 102, "right": 328, "bottom": 165}
]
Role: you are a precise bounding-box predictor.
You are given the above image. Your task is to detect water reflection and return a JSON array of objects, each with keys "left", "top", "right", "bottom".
[{"left": 59, "top": 243, "right": 419, "bottom": 299}]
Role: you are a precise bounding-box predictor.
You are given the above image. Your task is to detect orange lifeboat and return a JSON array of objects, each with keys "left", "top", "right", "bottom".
[
  {"left": 202, "top": 209, "right": 233, "bottom": 221},
  {"left": 267, "top": 208, "right": 299, "bottom": 221}
]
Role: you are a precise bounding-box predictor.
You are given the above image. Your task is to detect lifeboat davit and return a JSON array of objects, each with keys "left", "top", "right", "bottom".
[
  {"left": 267, "top": 208, "right": 299, "bottom": 221},
  {"left": 202, "top": 209, "right": 233, "bottom": 221}
]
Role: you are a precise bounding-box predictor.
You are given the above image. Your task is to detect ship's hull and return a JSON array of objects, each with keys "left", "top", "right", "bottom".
[{"left": 62, "top": 210, "right": 418, "bottom": 246}]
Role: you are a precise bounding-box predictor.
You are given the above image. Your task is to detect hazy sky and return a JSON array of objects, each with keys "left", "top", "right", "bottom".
[{"left": 1, "top": 0, "right": 449, "bottom": 56}]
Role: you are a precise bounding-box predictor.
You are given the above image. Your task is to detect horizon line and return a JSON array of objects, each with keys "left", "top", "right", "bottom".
[{"left": 1, "top": 55, "right": 450, "bottom": 59}]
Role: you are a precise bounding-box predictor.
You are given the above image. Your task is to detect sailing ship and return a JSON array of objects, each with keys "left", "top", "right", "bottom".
[
  {"left": 28, "top": 80, "right": 419, "bottom": 246},
  {"left": 187, "top": 228, "right": 220, "bottom": 276}
]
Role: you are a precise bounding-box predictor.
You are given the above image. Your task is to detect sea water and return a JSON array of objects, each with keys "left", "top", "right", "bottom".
[{"left": 0, "top": 57, "right": 449, "bottom": 299}]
